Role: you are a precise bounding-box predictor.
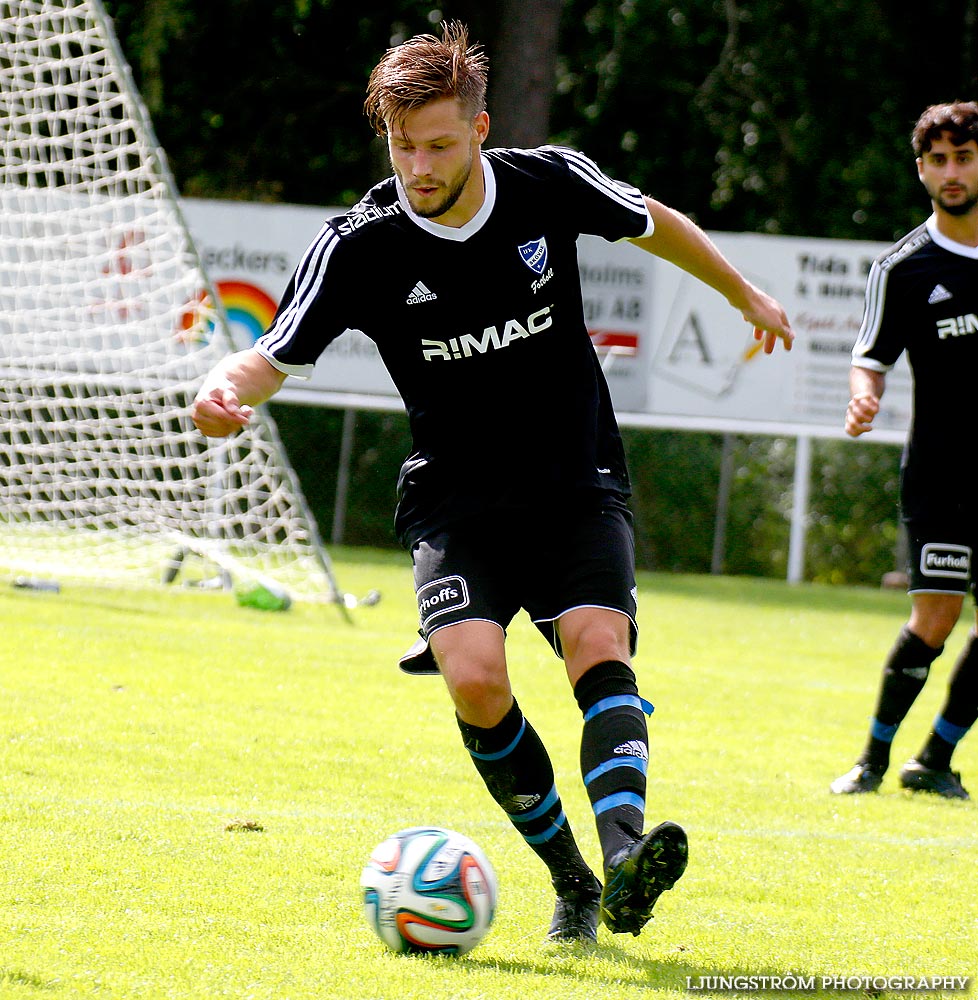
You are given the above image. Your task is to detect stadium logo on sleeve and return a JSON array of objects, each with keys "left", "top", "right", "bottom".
[
  {"left": 921, "top": 543, "right": 971, "bottom": 579},
  {"left": 417, "top": 575, "right": 470, "bottom": 626},
  {"left": 518, "top": 237, "right": 549, "bottom": 274}
]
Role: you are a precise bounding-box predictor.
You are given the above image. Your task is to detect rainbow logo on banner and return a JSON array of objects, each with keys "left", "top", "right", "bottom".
[{"left": 216, "top": 279, "right": 279, "bottom": 342}]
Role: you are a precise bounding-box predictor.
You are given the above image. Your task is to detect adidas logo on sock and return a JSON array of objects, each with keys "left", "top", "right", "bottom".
[
  {"left": 406, "top": 281, "right": 437, "bottom": 304},
  {"left": 902, "top": 666, "right": 929, "bottom": 680},
  {"left": 508, "top": 793, "right": 541, "bottom": 812},
  {"left": 613, "top": 740, "right": 648, "bottom": 760},
  {"left": 928, "top": 283, "right": 953, "bottom": 304}
]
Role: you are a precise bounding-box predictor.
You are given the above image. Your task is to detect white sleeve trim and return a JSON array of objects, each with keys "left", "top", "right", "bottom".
[
  {"left": 625, "top": 202, "right": 654, "bottom": 241},
  {"left": 254, "top": 342, "right": 313, "bottom": 379},
  {"left": 851, "top": 357, "right": 891, "bottom": 373}
]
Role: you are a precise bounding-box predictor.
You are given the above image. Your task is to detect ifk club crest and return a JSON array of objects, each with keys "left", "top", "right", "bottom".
[{"left": 518, "top": 237, "right": 548, "bottom": 274}]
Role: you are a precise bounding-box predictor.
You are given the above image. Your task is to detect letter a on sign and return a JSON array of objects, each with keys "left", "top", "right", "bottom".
[{"left": 652, "top": 271, "right": 760, "bottom": 400}]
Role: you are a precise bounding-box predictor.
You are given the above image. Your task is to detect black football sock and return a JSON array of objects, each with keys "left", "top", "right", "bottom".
[
  {"left": 456, "top": 699, "right": 596, "bottom": 895},
  {"left": 917, "top": 631, "right": 978, "bottom": 771},
  {"left": 859, "top": 627, "right": 942, "bottom": 772},
  {"left": 574, "top": 659, "right": 652, "bottom": 871}
]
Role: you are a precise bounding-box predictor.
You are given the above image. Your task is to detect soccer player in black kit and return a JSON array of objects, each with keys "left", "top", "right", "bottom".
[
  {"left": 193, "top": 23, "right": 794, "bottom": 941},
  {"left": 831, "top": 102, "right": 978, "bottom": 801}
]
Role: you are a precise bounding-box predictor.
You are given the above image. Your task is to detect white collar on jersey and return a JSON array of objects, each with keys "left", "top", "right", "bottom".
[
  {"left": 394, "top": 154, "right": 496, "bottom": 241},
  {"left": 925, "top": 213, "right": 978, "bottom": 259}
]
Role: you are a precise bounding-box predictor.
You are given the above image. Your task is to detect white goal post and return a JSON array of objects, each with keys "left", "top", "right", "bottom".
[{"left": 0, "top": 0, "right": 347, "bottom": 608}]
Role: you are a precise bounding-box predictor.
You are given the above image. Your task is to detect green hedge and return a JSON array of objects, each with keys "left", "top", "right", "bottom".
[{"left": 270, "top": 403, "right": 903, "bottom": 585}]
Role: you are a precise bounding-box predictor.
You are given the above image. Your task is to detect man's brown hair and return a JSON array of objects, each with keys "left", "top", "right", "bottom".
[
  {"left": 912, "top": 101, "right": 978, "bottom": 156},
  {"left": 363, "top": 21, "right": 488, "bottom": 137}
]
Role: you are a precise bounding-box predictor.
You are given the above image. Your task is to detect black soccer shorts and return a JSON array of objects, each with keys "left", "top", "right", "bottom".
[
  {"left": 905, "top": 515, "right": 977, "bottom": 600},
  {"left": 398, "top": 498, "right": 639, "bottom": 674}
]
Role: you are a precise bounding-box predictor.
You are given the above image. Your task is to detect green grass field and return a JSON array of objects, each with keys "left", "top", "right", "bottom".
[{"left": 1, "top": 548, "right": 975, "bottom": 999}]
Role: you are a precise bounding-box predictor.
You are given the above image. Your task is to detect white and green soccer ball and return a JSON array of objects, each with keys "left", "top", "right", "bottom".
[{"left": 361, "top": 826, "right": 497, "bottom": 956}]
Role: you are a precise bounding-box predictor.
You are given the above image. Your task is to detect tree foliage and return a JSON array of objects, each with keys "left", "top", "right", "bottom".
[
  {"left": 551, "top": 0, "right": 978, "bottom": 241},
  {"left": 105, "top": 0, "right": 978, "bottom": 237}
]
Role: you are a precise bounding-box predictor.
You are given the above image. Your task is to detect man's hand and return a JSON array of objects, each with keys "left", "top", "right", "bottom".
[
  {"left": 845, "top": 392, "right": 880, "bottom": 437},
  {"left": 846, "top": 367, "right": 885, "bottom": 437},
  {"left": 190, "top": 349, "right": 287, "bottom": 437},
  {"left": 742, "top": 283, "right": 794, "bottom": 354},
  {"left": 191, "top": 384, "right": 255, "bottom": 438}
]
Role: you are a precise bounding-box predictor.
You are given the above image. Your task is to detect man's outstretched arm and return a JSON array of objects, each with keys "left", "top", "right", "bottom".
[{"left": 630, "top": 197, "right": 794, "bottom": 354}]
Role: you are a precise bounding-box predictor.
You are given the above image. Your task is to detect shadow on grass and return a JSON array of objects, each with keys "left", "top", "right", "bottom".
[
  {"left": 0, "top": 968, "right": 59, "bottom": 991},
  {"left": 18, "top": 588, "right": 186, "bottom": 619},
  {"left": 430, "top": 945, "right": 864, "bottom": 997},
  {"left": 643, "top": 571, "right": 908, "bottom": 618}
]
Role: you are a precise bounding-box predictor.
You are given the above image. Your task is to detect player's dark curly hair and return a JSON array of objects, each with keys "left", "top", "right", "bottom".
[
  {"left": 912, "top": 101, "right": 978, "bottom": 156},
  {"left": 364, "top": 21, "right": 488, "bottom": 137}
]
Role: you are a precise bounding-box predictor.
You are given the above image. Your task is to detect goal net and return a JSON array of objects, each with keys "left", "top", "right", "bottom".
[{"left": 0, "top": 0, "right": 344, "bottom": 606}]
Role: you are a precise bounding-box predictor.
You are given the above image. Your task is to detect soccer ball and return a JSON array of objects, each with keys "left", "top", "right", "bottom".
[{"left": 360, "top": 826, "right": 498, "bottom": 956}]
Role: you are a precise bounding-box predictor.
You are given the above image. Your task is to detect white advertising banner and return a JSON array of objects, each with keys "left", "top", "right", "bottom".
[
  {"left": 638, "top": 231, "right": 912, "bottom": 442},
  {"left": 182, "top": 197, "right": 912, "bottom": 443}
]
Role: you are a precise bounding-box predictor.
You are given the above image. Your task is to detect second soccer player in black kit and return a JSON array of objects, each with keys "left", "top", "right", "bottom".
[
  {"left": 831, "top": 102, "right": 978, "bottom": 800},
  {"left": 193, "top": 23, "right": 794, "bottom": 941}
]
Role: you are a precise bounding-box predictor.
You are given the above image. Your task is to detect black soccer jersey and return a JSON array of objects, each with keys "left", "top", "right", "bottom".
[
  {"left": 256, "top": 146, "right": 654, "bottom": 545},
  {"left": 851, "top": 216, "right": 978, "bottom": 513}
]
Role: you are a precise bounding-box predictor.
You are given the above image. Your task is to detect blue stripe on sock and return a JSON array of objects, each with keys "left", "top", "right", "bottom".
[
  {"left": 593, "top": 791, "right": 644, "bottom": 816},
  {"left": 935, "top": 716, "right": 970, "bottom": 745},
  {"left": 583, "top": 694, "right": 641, "bottom": 721},
  {"left": 871, "top": 718, "right": 899, "bottom": 742},
  {"left": 584, "top": 755, "right": 648, "bottom": 786},
  {"left": 507, "top": 785, "right": 560, "bottom": 824},
  {"left": 522, "top": 811, "right": 567, "bottom": 844},
  {"left": 466, "top": 718, "right": 526, "bottom": 761}
]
